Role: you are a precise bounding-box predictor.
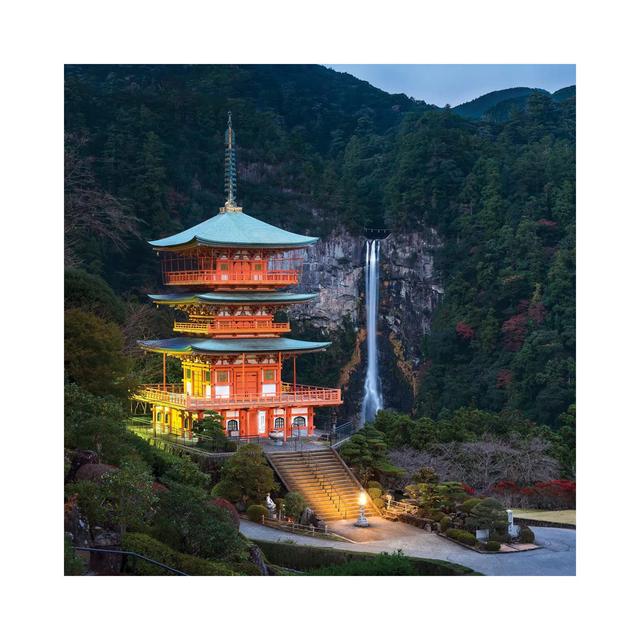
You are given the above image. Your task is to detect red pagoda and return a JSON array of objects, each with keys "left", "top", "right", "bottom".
[{"left": 134, "top": 113, "right": 342, "bottom": 441}]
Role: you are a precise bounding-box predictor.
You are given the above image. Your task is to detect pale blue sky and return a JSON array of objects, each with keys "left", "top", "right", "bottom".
[{"left": 327, "top": 64, "right": 576, "bottom": 107}]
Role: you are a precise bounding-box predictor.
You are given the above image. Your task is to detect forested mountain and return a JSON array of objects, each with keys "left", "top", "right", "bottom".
[
  {"left": 453, "top": 85, "right": 575, "bottom": 122},
  {"left": 64, "top": 64, "right": 575, "bottom": 429}
]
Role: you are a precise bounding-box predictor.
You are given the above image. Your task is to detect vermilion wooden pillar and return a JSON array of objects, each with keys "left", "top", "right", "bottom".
[{"left": 163, "top": 353, "right": 167, "bottom": 391}]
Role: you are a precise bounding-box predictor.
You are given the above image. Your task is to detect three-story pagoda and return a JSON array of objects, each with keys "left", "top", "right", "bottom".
[{"left": 135, "top": 114, "right": 342, "bottom": 441}]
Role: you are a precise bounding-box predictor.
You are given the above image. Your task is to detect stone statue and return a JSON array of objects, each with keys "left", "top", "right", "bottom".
[{"left": 266, "top": 493, "right": 276, "bottom": 518}]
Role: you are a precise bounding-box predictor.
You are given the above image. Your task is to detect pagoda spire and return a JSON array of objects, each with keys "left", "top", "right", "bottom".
[{"left": 222, "top": 111, "right": 242, "bottom": 212}]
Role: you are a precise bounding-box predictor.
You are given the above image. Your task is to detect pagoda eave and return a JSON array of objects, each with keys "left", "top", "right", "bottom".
[{"left": 138, "top": 336, "right": 331, "bottom": 356}]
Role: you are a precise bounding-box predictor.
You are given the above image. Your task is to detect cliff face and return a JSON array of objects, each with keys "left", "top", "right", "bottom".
[{"left": 290, "top": 229, "right": 444, "bottom": 419}]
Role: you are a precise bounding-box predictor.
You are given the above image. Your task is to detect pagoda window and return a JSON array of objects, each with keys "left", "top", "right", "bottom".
[
  {"left": 274, "top": 417, "right": 284, "bottom": 430},
  {"left": 292, "top": 416, "right": 306, "bottom": 427},
  {"left": 263, "top": 369, "right": 275, "bottom": 382},
  {"left": 204, "top": 371, "right": 211, "bottom": 383},
  {"left": 226, "top": 419, "right": 239, "bottom": 432},
  {"left": 216, "top": 370, "right": 229, "bottom": 384},
  {"left": 219, "top": 262, "right": 229, "bottom": 271}
]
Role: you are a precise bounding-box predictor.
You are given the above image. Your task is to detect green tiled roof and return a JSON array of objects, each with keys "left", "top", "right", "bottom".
[
  {"left": 149, "top": 210, "right": 318, "bottom": 249},
  {"left": 138, "top": 337, "right": 331, "bottom": 355},
  {"left": 148, "top": 292, "right": 317, "bottom": 305}
]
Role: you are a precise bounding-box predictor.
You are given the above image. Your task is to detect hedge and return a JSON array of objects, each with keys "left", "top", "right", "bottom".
[
  {"left": 122, "top": 533, "right": 237, "bottom": 576},
  {"left": 446, "top": 528, "right": 478, "bottom": 547},
  {"left": 246, "top": 504, "right": 269, "bottom": 523},
  {"left": 254, "top": 540, "right": 479, "bottom": 575}
]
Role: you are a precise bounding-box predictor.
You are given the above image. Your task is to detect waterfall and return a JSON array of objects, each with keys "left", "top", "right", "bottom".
[{"left": 361, "top": 239, "right": 383, "bottom": 424}]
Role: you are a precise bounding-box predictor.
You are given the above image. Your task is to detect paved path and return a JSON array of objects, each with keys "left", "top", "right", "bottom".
[{"left": 241, "top": 518, "right": 576, "bottom": 576}]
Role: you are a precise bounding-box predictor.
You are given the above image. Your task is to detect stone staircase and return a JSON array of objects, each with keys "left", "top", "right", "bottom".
[{"left": 267, "top": 449, "right": 378, "bottom": 522}]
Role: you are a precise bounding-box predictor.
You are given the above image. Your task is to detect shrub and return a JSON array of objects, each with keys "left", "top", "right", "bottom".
[
  {"left": 309, "top": 552, "right": 416, "bottom": 576},
  {"left": 446, "top": 528, "right": 477, "bottom": 546},
  {"left": 426, "top": 509, "right": 447, "bottom": 522},
  {"left": 153, "top": 483, "right": 245, "bottom": 560},
  {"left": 460, "top": 498, "right": 482, "bottom": 514},
  {"left": 488, "top": 532, "right": 509, "bottom": 543},
  {"left": 284, "top": 492, "right": 306, "bottom": 520},
  {"left": 519, "top": 526, "right": 535, "bottom": 543},
  {"left": 485, "top": 540, "right": 501, "bottom": 552},
  {"left": 209, "top": 498, "right": 240, "bottom": 529},
  {"left": 122, "top": 533, "right": 237, "bottom": 575},
  {"left": 373, "top": 497, "right": 385, "bottom": 509},
  {"left": 439, "top": 516, "right": 451, "bottom": 532},
  {"left": 466, "top": 498, "right": 508, "bottom": 532},
  {"left": 247, "top": 504, "right": 269, "bottom": 523},
  {"left": 367, "top": 480, "right": 383, "bottom": 490},
  {"left": 64, "top": 536, "right": 85, "bottom": 575},
  {"left": 214, "top": 444, "right": 278, "bottom": 505},
  {"left": 254, "top": 540, "right": 478, "bottom": 575},
  {"left": 368, "top": 487, "right": 382, "bottom": 500},
  {"left": 161, "top": 456, "right": 210, "bottom": 489},
  {"left": 177, "top": 554, "right": 236, "bottom": 576}
]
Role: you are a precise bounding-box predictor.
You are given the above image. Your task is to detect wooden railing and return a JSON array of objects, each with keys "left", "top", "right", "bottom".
[
  {"left": 163, "top": 269, "right": 298, "bottom": 286},
  {"left": 173, "top": 319, "right": 290, "bottom": 335},
  {"left": 133, "top": 383, "right": 342, "bottom": 409}
]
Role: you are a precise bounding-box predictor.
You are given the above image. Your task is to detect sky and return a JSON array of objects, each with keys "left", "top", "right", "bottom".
[{"left": 327, "top": 64, "right": 576, "bottom": 107}]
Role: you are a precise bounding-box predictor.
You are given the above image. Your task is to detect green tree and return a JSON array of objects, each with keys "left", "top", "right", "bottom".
[
  {"left": 466, "top": 498, "right": 508, "bottom": 532},
  {"left": 101, "top": 457, "right": 157, "bottom": 537},
  {"left": 212, "top": 444, "right": 278, "bottom": 506},
  {"left": 153, "top": 483, "right": 244, "bottom": 560},
  {"left": 64, "top": 309, "right": 132, "bottom": 398},
  {"left": 193, "top": 414, "right": 228, "bottom": 451},
  {"left": 64, "top": 383, "right": 127, "bottom": 463},
  {"left": 284, "top": 492, "right": 306, "bottom": 521},
  {"left": 340, "top": 426, "right": 403, "bottom": 483},
  {"left": 161, "top": 456, "right": 210, "bottom": 490}
]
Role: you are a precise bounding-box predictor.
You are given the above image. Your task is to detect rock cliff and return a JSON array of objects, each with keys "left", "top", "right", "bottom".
[{"left": 289, "top": 228, "right": 444, "bottom": 419}]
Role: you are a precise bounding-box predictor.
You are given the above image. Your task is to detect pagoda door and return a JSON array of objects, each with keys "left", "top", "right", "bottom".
[{"left": 235, "top": 370, "right": 258, "bottom": 397}]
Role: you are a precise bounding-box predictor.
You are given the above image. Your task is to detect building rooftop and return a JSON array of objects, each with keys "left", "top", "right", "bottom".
[
  {"left": 148, "top": 292, "right": 317, "bottom": 305},
  {"left": 149, "top": 210, "right": 318, "bottom": 250},
  {"left": 138, "top": 337, "right": 331, "bottom": 355}
]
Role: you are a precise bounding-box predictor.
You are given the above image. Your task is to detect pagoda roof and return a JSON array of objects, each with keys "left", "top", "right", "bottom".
[
  {"left": 138, "top": 337, "right": 331, "bottom": 355},
  {"left": 149, "top": 210, "right": 318, "bottom": 250},
  {"left": 148, "top": 292, "right": 317, "bottom": 305}
]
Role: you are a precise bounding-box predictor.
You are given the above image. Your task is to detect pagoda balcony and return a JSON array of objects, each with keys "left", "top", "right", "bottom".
[
  {"left": 173, "top": 319, "right": 291, "bottom": 336},
  {"left": 162, "top": 269, "right": 299, "bottom": 287},
  {"left": 133, "top": 382, "right": 342, "bottom": 410}
]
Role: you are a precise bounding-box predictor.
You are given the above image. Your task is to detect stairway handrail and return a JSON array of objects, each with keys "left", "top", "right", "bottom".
[{"left": 301, "top": 452, "right": 347, "bottom": 519}]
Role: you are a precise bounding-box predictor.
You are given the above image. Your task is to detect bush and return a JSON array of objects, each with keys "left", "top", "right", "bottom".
[
  {"left": 284, "top": 492, "right": 306, "bottom": 520},
  {"left": 373, "top": 497, "right": 385, "bottom": 509},
  {"left": 254, "top": 540, "right": 478, "bottom": 575},
  {"left": 161, "top": 455, "right": 210, "bottom": 489},
  {"left": 439, "top": 516, "right": 451, "bottom": 532},
  {"left": 309, "top": 552, "right": 416, "bottom": 576},
  {"left": 214, "top": 445, "right": 278, "bottom": 505},
  {"left": 485, "top": 540, "right": 501, "bottom": 552},
  {"left": 488, "top": 532, "right": 509, "bottom": 543},
  {"left": 122, "top": 533, "right": 237, "bottom": 575},
  {"left": 64, "top": 536, "right": 85, "bottom": 575},
  {"left": 446, "top": 528, "right": 477, "bottom": 546},
  {"left": 368, "top": 487, "right": 382, "bottom": 500},
  {"left": 247, "top": 504, "right": 269, "bottom": 523},
  {"left": 460, "top": 498, "right": 482, "bottom": 514},
  {"left": 519, "top": 526, "right": 535, "bottom": 543},
  {"left": 209, "top": 498, "right": 240, "bottom": 529},
  {"left": 426, "top": 509, "right": 447, "bottom": 522},
  {"left": 153, "top": 483, "right": 245, "bottom": 560},
  {"left": 367, "top": 481, "right": 383, "bottom": 490},
  {"left": 466, "top": 498, "right": 508, "bottom": 532}
]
